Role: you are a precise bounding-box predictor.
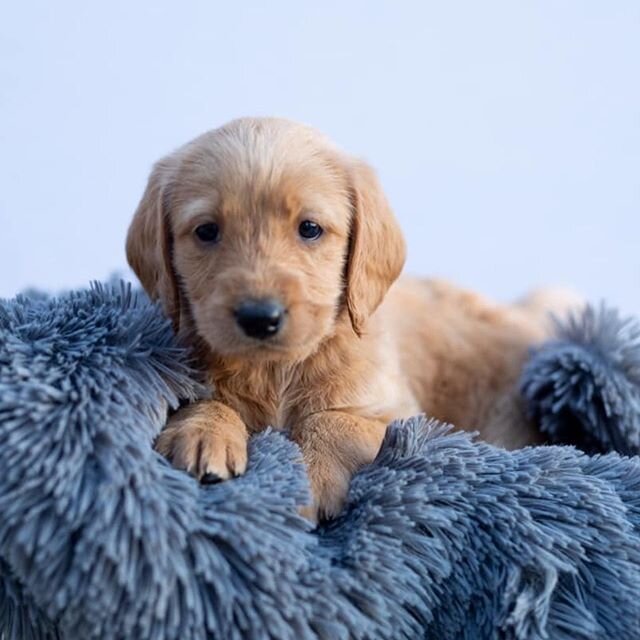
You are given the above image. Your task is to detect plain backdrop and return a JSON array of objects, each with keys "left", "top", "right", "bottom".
[{"left": 1, "top": 2, "right": 639, "bottom": 314}]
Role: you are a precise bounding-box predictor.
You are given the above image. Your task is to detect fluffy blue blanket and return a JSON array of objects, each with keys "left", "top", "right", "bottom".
[{"left": 1, "top": 283, "right": 640, "bottom": 640}]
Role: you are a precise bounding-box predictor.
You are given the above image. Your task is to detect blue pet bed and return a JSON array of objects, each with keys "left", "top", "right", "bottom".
[{"left": 1, "top": 283, "right": 639, "bottom": 640}]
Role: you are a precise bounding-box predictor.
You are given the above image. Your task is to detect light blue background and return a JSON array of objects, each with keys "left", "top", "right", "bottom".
[{"left": 1, "top": 2, "right": 638, "bottom": 314}]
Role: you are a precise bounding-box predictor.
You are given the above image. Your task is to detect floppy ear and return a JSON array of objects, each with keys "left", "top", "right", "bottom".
[
  {"left": 345, "top": 160, "right": 406, "bottom": 335},
  {"left": 126, "top": 158, "right": 182, "bottom": 329}
]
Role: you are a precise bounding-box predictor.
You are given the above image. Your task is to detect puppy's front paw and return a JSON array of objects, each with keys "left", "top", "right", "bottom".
[
  {"left": 301, "top": 459, "right": 352, "bottom": 523},
  {"left": 155, "top": 401, "right": 248, "bottom": 481}
]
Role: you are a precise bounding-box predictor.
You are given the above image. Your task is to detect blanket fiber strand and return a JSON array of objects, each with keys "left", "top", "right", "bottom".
[{"left": 1, "top": 283, "right": 640, "bottom": 639}]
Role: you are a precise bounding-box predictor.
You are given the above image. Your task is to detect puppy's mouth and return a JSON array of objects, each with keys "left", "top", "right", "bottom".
[
  {"left": 235, "top": 340, "right": 291, "bottom": 355},
  {"left": 206, "top": 331, "right": 305, "bottom": 362},
  {"left": 196, "top": 298, "right": 336, "bottom": 361}
]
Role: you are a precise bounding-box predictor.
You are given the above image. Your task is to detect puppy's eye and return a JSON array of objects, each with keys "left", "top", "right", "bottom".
[
  {"left": 194, "top": 223, "right": 220, "bottom": 244},
  {"left": 298, "top": 220, "right": 323, "bottom": 241}
]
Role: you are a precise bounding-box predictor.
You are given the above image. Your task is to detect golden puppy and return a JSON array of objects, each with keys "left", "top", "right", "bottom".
[{"left": 127, "top": 117, "right": 578, "bottom": 520}]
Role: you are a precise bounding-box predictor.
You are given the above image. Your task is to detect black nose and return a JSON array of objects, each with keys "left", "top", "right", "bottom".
[{"left": 233, "top": 299, "right": 285, "bottom": 340}]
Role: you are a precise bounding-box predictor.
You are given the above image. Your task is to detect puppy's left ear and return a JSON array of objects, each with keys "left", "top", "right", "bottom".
[{"left": 345, "top": 160, "right": 406, "bottom": 335}]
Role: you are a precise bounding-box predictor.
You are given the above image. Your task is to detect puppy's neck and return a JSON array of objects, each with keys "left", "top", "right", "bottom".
[
  {"left": 201, "top": 350, "right": 298, "bottom": 431},
  {"left": 191, "top": 315, "right": 364, "bottom": 429}
]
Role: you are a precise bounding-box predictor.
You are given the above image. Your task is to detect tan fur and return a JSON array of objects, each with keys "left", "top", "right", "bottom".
[{"left": 127, "top": 117, "right": 581, "bottom": 521}]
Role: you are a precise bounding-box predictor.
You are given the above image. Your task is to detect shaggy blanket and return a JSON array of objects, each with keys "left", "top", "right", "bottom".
[{"left": 1, "top": 283, "right": 640, "bottom": 640}]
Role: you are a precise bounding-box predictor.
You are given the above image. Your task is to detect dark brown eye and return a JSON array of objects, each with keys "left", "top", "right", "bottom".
[
  {"left": 298, "top": 220, "right": 323, "bottom": 240},
  {"left": 194, "top": 223, "right": 220, "bottom": 244}
]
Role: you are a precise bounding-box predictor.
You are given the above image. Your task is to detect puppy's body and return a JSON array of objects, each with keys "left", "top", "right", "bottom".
[
  {"left": 208, "top": 275, "right": 552, "bottom": 437},
  {"left": 127, "top": 118, "right": 578, "bottom": 520}
]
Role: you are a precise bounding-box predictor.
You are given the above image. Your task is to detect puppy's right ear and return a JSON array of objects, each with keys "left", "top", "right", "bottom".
[{"left": 126, "top": 158, "right": 182, "bottom": 328}]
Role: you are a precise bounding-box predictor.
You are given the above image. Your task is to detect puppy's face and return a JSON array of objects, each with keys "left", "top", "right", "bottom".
[
  {"left": 170, "top": 125, "right": 352, "bottom": 361},
  {"left": 127, "top": 118, "right": 406, "bottom": 363}
]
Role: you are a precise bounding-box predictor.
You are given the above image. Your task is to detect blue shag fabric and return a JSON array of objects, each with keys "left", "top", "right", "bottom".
[
  {"left": 1, "top": 283, "right": 640, "bottom": 640},
  {"left": 521, "top": 305, "right": 640, "bottom": 456}
]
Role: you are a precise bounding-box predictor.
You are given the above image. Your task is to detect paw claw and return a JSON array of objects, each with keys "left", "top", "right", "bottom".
[{"left": 201, "top": 472, "right": 223, "bottom": 485}]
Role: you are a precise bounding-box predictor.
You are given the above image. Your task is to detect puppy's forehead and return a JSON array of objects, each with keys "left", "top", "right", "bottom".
[{"left": 174, "top": 119, "right": 350, "bottom": 214}]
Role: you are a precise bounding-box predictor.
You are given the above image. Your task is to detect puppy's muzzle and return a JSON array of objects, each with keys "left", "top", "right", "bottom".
[{"left": 233, "top": 299, "right": 286, "bottom": 340}]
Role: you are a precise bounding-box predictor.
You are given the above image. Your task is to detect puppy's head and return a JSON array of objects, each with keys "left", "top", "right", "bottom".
[{"left": 127, "top": 118, "right": 405, "bottom": 362}]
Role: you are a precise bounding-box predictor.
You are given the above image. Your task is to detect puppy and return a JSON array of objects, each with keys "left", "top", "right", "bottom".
[{"left": 127, "top": 117, "right": 578, "bottom": 520}]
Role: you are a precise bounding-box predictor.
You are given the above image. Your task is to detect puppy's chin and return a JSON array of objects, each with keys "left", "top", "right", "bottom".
[
  {"left": 200, "top": 332, "right": 323, "bottom": 364},
  {"left": 198, "top": 318, "right": 336, "bottom": 365}
]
